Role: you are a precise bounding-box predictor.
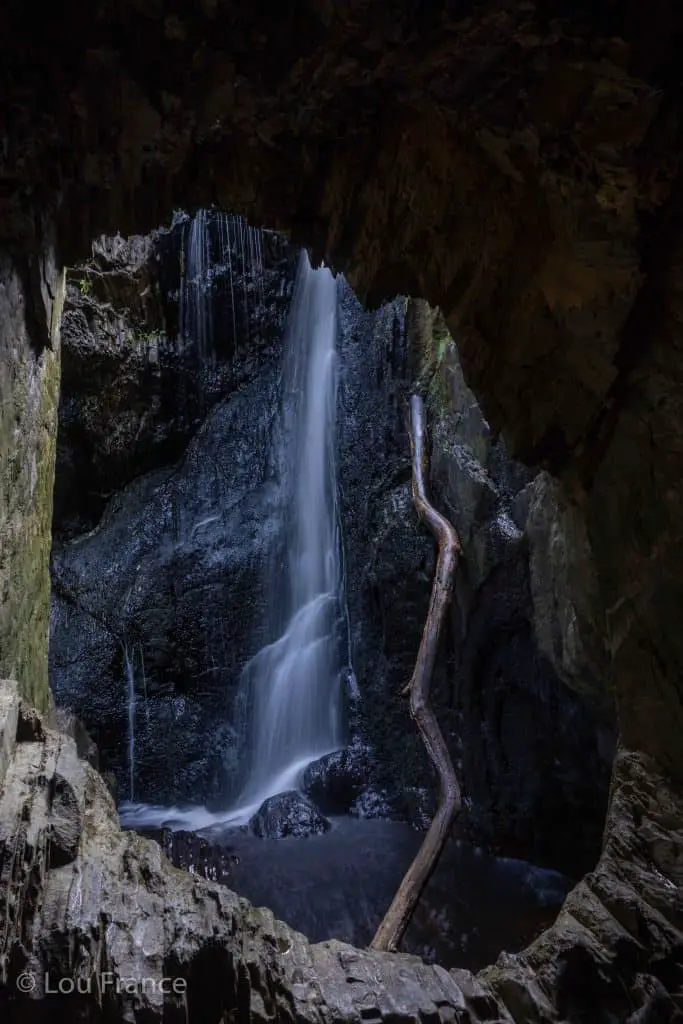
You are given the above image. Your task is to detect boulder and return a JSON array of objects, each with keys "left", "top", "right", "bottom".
[
  {"left": 250, "top": 791, "right": 331, "bottom": 839},
  {"left": 302, "top": 747, "right": 371, "bottom": 815}
]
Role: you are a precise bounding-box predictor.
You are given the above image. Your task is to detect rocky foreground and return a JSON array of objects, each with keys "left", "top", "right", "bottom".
[{"left": 0, "top": 678, "right": 681, "bottom": 1022}]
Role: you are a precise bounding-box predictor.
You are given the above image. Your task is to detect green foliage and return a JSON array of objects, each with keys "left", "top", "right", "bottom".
[
  {"left": 409, "top": 298, "right": 454, "bottom": 411},
  {"left": 132, "top": 326, "right": 161, "bottom": 344},
  {"left": 435, "top": 332, "right": 450, "bottom": 364},
  {"left": 78, "top": 277, "right": 92, "bottom": 296}
]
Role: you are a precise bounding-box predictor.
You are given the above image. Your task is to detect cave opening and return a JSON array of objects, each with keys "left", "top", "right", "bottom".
[{"left": 46, "top": 206, "right": 614, "bottom": 975}]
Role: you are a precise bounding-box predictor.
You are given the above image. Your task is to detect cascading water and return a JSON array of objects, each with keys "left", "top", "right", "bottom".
[
  {"left": 236, "top": 251, "right": 342, "bottom": 807},
  {"left": 119, "top": 246, "right": 345, "bottom": 833}
]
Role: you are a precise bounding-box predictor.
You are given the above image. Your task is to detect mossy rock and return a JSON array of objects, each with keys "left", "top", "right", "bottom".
[{"left": 0, "top": 259, "right": 63, "bottom": 712}]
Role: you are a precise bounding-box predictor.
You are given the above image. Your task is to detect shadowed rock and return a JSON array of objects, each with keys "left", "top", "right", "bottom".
[
  {"left": 303, "top": 747, "right": 372, "bottom": 816},
  {"left": 142, "top": 827, "right": 239, "bottom": 886}
]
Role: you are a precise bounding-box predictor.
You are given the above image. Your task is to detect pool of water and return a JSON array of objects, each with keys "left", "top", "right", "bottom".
[{"left": 139, "top": 816, "right": 574, "bottom": 971}]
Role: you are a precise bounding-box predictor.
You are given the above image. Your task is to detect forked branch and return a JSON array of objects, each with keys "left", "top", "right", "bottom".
[{"left": 371, "top": 394, "right": 462, "bottom": 953}]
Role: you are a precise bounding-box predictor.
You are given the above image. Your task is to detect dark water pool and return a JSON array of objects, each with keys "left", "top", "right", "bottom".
[{"left": 140, "top": 817, "right": 573, "bottom": 971}]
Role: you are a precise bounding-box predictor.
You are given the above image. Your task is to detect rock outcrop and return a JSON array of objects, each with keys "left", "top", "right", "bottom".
[
  {"left": 50, "top": 358, "right": 284, "bottom": 804},
  {"left": 54, "top": 218, "right": 297, "bottom": 537},
  {"left": 422, "top": 308, "right": 616, "bottom": 874},
  {"left": 1, "top": 679, "right": 681, "bottom": 1022},
  {"left": 302, "top": 748, "right": 372, "bottom": 817},
  {"left": 339, "top": 298, "right": 614, "bottom": 873}
]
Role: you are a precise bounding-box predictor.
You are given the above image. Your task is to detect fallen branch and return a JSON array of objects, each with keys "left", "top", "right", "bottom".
[{"left": 371, "top": 394, "right": 462, "bottom": 953}]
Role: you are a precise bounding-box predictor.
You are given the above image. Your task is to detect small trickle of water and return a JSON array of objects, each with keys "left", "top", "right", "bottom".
[
  {"left": 123, "top": 643, "right": 136, "bottom": 803},
  {"left": 180, "top": 208, "right": 214, "bottom": 365},
  {"left": 179, "top": 208, "right": 267, "bottom": 364}
]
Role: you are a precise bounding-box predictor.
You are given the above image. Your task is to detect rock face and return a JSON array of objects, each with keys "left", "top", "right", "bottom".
[
  {"left": 54, "top": 220, "right": 296, "bottom": 537},
  {"left": 420, "top": 309, "right": 616, "bottom": 875},
  {"left": 337, "top": 296, "right": 614, "bottom": 873},
  {"left": 1, "top": 679, "right": 681, "bottom": 1022},
  {"left": 0, "top": 249, "right": 64, "bottom": 712},
  {"left": 49, "top": 226, "right": 419, "bottom": 809},
  {"left": 302, "top": 747, "right": 372, "bottom": 817},
  {"left": 49, "top": 214, "right": 299, "bottom": 804},
  {"left": 50, "top": 364, "right": 283, "bottom": 804}
]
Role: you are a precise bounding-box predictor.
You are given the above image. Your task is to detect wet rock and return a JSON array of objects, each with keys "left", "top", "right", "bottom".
[
  {"left": 49, "top": 213, "right": 301, "bottom": 806},
  {"left": 336, "top": 294, "right": 614, "bottom": 873},
  {"left": 337, "top": 290, "right": 439, "bottom": 827},
  {"left": 50, "top": 374, "right": 282, "bottom": 806},
  {"left": 302, "top": 746, "right": 371, "bottom": 815},
  {"left": 250, "top": 791, "right": 331, "bottom": 839},
  {"left": 142, "top": 827, "right": 239, "bottom": 885},
  {"left": 349, "top": 788, "right": 393, "bottom": 821},
  {"left": 54, "top": 221, "right": 297, "bottom": 538},
  {"left": 50, "top": 228, "right": 611, "bottom": 880},
  {"left": 418, "top": 319, "right": 614, "bottom": 875}
]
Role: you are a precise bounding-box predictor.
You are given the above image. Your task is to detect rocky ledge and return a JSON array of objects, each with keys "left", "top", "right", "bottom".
[{"left": 1, "top": 678, "right": 681, "bottom": 1022}]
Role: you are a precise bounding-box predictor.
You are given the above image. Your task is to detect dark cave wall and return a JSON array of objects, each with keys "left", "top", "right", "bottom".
[{"left": 337, "top": 294, "right": 613, "bottom": 872}]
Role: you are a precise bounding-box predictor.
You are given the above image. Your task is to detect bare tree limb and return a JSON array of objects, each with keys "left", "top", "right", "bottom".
[{"left": 370, "top": 393, "right": 462, "bottom": 953}]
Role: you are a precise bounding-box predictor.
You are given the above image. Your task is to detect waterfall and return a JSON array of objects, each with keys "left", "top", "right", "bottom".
[
  {"left": 118, "top": 239, "right": 345, "bottom": 834},
  {"left": 123, "top": 643, "right": 136, "bottom": 802},
  {"left": 237, "top": 251, "right": 342, "bottom": 806}
]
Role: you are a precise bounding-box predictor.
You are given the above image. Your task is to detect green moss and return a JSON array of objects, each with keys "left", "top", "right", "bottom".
[
  {"left": 131, "top": 326, "right": 161, "bottom": 343},
  {"left": 0, "top": 267, "right": 62, "bottom": 712},
  {"left": 405, "top": 298, "right": 454, "bottom": 416}
]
